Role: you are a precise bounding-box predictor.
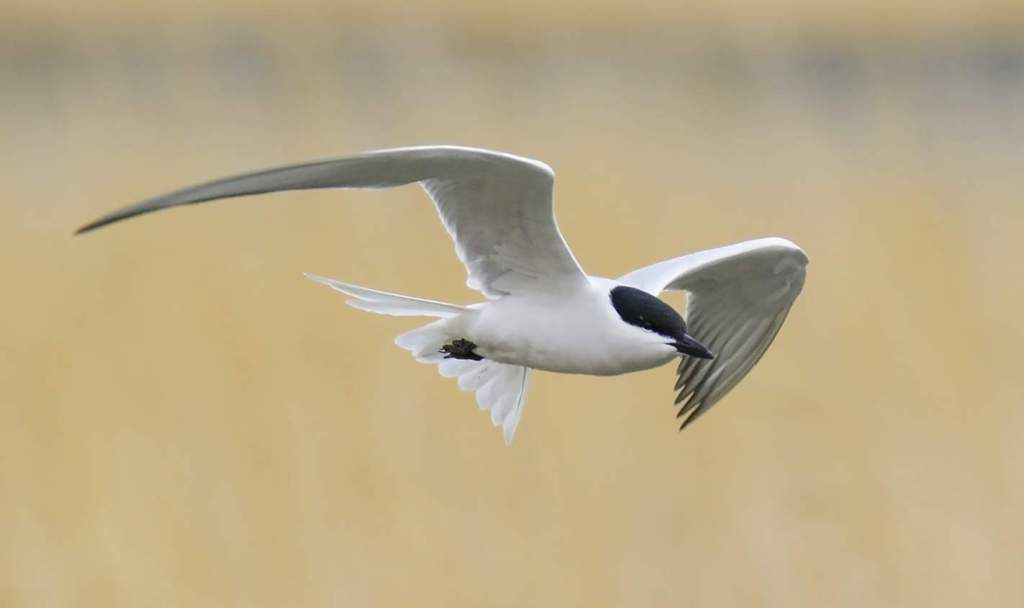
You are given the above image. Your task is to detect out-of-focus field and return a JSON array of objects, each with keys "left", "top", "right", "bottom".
[{"left": 2, "top": 2, "right": 1023, "bottom": 606}]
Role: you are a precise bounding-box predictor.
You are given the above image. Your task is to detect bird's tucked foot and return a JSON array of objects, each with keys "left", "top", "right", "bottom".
[{"left": 440, "top": 338, "right": 483, "bottom": 361}]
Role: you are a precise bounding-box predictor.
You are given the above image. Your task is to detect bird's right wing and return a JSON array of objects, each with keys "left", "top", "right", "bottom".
[
  {"left": 77, "top": 146, "right": 588, "bottom": 298},
  {"left": 618, "top": 238, "right": 808, "bottom": 429}
]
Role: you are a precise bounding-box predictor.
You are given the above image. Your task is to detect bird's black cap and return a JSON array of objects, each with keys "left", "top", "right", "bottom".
[{"left": 610, "top": 285, "right": 713, "bottom": 359}]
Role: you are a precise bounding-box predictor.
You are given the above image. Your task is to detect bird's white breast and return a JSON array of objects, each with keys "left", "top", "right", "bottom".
[{"left": 458, "top": 277, "right": 678, "bottom": 376}]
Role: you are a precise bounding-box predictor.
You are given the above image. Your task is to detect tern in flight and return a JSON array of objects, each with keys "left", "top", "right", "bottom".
[{"left": 78, "top": 146, "right": 808, "bottom": 444}]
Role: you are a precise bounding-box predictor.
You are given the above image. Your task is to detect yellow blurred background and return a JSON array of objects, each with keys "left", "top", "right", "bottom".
[{"left": 3, "top": 1, "right": 1023, "bottom": 606}]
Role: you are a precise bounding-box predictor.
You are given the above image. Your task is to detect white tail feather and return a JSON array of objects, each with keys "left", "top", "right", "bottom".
[
  {"left": 304, "top": 273, "right": 466, "bottom": 318},
  {"left": 396, "top": 322, "right": 531, "bottom": 445},
  {"left": 309, "top": 273, "right": 531, "bottom": 444}
]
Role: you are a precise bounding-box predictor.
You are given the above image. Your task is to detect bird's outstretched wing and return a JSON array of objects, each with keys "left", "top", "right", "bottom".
[
  {"left": 77, "top": 146, "right": 587, "bottom": 298},
  {"left": 617, "top": 238, "right": 808, "bottom": 429}
]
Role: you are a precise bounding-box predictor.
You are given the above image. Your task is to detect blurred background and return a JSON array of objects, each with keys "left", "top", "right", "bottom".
[{"left": 3, "top": 1, "right": 1023, "bottom": 605}]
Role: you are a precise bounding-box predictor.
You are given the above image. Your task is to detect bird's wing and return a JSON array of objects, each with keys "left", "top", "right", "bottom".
[
  {"left": 617, "top": 238, "right": 808, "bottom": 429},
  {"left": 77, "top": 146, "right": 587, "bottom": 297}
]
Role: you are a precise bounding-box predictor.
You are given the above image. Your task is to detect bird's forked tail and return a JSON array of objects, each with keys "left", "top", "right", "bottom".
[{"left": 304, "top": 273, "right": 531, "bottom": 444}]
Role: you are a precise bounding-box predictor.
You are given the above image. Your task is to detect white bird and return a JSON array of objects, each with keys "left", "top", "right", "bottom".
[{"left": 78, "top": 146, "right": 808, "bottom": 444}]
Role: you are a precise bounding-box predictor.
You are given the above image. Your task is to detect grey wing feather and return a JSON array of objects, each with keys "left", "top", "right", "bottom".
[
  {"left": 78, "top": 146, "right": 586, "bottom": 297},
  {"left": 619, "top": 237, "right": 808, "bottom": 429}
]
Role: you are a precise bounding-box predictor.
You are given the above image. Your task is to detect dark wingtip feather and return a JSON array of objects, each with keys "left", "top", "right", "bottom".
[
  {"left": 75, "top": 209, "right": 132, "bottom": 235},
  {"left": 677, "top": 405, "right": 704, "bottom": 431},
  {"left": 74, "top": 221, "right": 100, "bottom": 235}
]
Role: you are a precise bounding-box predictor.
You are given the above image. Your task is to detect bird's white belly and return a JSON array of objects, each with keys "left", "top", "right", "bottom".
[{"left": 458, "top": 289, "right": 678, "bottom": 376}]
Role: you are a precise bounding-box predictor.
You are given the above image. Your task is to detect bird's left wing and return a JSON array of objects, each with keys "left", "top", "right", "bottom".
[
  {"left": 617, "top": 238, "right": 808, "bottom": 429},
  {"left": 77, "top": 146, "right": 587, "bottom": 298}
]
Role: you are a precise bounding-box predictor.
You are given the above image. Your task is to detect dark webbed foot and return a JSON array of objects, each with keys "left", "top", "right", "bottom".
[{"left": 440, "top": 338, "right": 483, "bottom": 361}]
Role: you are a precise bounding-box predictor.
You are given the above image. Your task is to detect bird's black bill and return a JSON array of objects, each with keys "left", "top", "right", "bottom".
[{"left": 673, "top": 333, "right": 714, "bottom": 359}]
